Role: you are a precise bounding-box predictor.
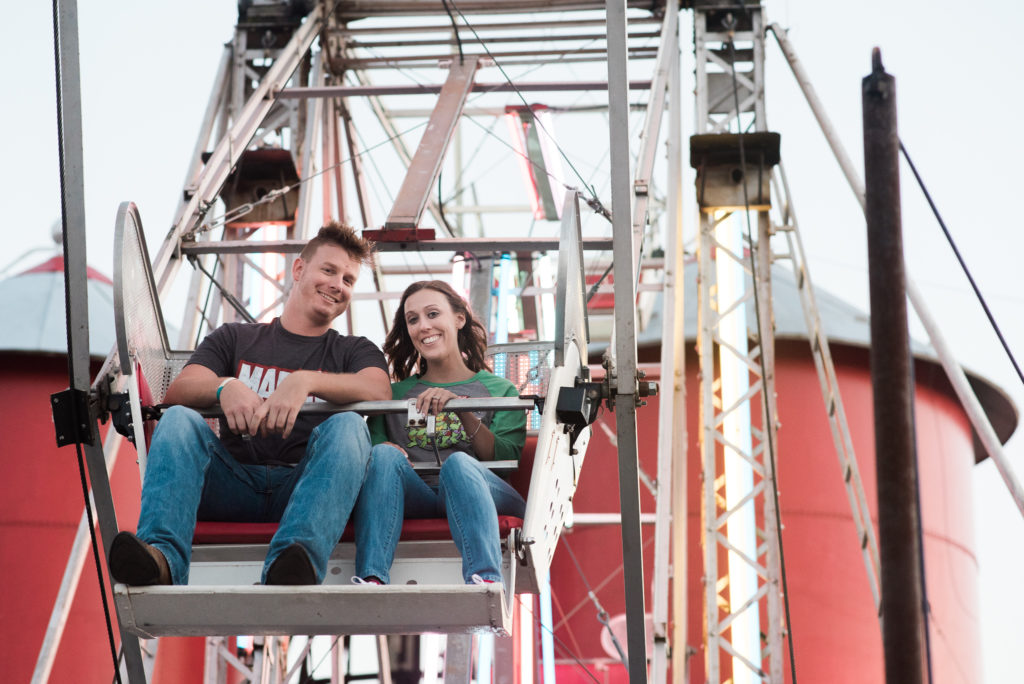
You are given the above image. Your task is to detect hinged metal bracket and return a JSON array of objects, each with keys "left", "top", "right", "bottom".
[
  {"left": 51, "top": 388, "right": 95, "bottom": 447},
  {"left": 108, "top": 391, "right": 136, "bottom": 444},
  {"left": 556, "top": 379, "right": 605, "bottom": 449}
]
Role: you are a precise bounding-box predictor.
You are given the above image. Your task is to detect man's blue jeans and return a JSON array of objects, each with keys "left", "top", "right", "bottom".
[
  {"left": 136, "top": 406, "right": 370, "bottom": 584},
  {"left": 352, "top": 444, "right": 527, "bottom": 584}
]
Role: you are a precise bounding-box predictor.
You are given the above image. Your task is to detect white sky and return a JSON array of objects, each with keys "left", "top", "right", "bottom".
[{"left": 3, "top": 1, "right": 1022, "bottom": 681}]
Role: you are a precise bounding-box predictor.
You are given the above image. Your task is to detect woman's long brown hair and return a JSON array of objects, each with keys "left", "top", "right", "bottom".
[{"left": 385, "top": 280, "right": 489, "bottom": 381}]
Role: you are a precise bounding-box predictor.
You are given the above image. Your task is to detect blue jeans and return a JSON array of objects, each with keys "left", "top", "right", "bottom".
[
  {"left": 136, "top": 405, "right": 370, "bottom": 584},
  {"left": 353, "top": 444, "right": 527, "bottom": 584}
]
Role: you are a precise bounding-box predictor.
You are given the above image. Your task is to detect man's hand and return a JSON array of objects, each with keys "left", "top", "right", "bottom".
[
  {"left": 253, "top": 371, "right": 314, "bottom": 439},
  {"left": 218, "top": 379, "right": 265, "bottom": 436}
]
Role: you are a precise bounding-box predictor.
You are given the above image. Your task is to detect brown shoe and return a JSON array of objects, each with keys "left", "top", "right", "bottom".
[{"left": 109, "top": 531, "right": 171, "bottom": 585}]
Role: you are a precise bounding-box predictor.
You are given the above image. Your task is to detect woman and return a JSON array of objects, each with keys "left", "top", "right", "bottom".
[{"left": 352, "top": 280, "right": 527, "bottom": 585}]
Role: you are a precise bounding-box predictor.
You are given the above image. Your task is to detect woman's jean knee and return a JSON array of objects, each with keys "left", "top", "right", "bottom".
[
  {"left": 354, "top": 444, "right": 526, "bottom": 584},
  {"left": 137, "top": 406, "right": 370, "bottom": 584}
]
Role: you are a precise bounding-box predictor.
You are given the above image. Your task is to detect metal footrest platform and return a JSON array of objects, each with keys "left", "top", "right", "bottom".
[
  {"left": 113, "top": 539, "right": 517, "bottom": 638},
  {"left": 113, "top": 582, "right": 510, "bottom": 638}
]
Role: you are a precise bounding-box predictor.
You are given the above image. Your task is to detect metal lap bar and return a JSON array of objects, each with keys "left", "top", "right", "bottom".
[
  {"left": 189, "top": 397, "right": 537, "bottom": 419},
  {"left": 382, "top": 57, "right": 480, "bottom": 231},
  {"left": 410, "top": 461, "right": 519, "bottom": 476},
  {"left": 179, "top": 236, "right": 615, "bottom": 255}
]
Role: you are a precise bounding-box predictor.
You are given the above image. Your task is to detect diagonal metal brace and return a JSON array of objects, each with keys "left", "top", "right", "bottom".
[{"left": 379, "top": 57, "right": 480, "bottom": 233}]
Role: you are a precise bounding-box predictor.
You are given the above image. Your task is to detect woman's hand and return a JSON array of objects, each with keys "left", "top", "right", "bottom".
[{"left": 415, "top": 387, "right": 459, "bottom": 415}]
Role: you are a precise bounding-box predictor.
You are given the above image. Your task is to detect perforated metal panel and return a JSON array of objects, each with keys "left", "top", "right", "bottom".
[
  {"left": 113, "top": 202, "right": 190, "bottom": 402},
  {"left": 487, "top": 342, "right": 553, "bottom": 430},
  {"left": 518, "top": 192, "right": 591, "bottom": 588}
]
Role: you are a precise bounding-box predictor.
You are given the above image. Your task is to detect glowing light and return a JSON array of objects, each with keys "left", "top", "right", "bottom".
[
  {"left": 714, "top": 210, "right": 760, "bottom": 684},
  {"left": 519, "top": 595, "right": 534, "bottom": 684},
  {"left": 422, "top": 633, "right": 441, "bottom": 684},
  {"left": 451, "top": 255, "right": 468, "bottom": 301}
]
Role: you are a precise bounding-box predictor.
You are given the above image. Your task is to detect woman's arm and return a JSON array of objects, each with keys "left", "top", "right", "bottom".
[{"left": 416, "top": 383, "right": 526, "bottom": 462}]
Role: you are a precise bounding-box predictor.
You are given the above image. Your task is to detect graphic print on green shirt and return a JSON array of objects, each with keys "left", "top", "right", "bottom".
[
  {"left": 368, "top": 370, "right": 526, "bottom": 465},
  {"left": 407, "top": 410, "right": 472, "bottom": 450}
]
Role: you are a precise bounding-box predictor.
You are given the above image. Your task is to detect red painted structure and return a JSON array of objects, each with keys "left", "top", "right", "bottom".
[
  {"left": 550, "top": 340, "right": 1009, "bottom": 684},
  {"left": 0, "top": 257, "right": 210, "bottom": 683},
  {"left": 0, "top": 257, "right": 143, "bottom": 683},
  {"left": 0, "top": 352, "right": 144, "bottom": 684},
  {"left": 3, "top": 256, "right": 1010, "bottom": 683}
]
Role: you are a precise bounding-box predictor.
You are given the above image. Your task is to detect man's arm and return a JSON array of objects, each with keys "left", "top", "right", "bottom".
[
  {"left": 301, "top": 366, "right": 392, "bottom": 404},
  {"left": 163, "top": 363, "right": 265, "bottom": 435},
  {"left": 256, "top": 366, "right": 391, "bottom": 438},
  {"left": 162, "top": 363, "right": 221, "bottom": 407}
]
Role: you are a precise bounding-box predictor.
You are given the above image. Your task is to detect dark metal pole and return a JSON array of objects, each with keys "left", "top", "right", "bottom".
[
  {"left": 53, "top": 2, "right": 148, "bottom": 680},
  {"left": 606, "top": 0, "right": 648, "bottom": 681},
  {"left": 862, "top": 48, "right": 925, "bottom": 684}
]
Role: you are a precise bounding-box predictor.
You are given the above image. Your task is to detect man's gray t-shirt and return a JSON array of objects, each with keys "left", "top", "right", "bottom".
[{"left": 187, "top": 317, "right": 387, "bottom": 466}]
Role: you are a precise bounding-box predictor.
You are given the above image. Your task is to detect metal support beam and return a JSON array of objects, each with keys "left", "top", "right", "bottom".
[
  {"left": 383, "top": 57, "right": 479, "bottom": 230},
  {"left": 666, "top": 20, "right": 689, "bottom": 684},
  {"left": 770, "top": 164, "right": 882, "bottom": 612},
  {"left": 332, "top": 16, "right": 661, "bottom": 36},
  {"left": 278, "top": 80, "right": 654, "bottom": 98},
  {"left": 336, "top": 47, "right": 657, "bottom": 69},
  {"left": 151, "top": 5, "right": 324, "bottom": 291},
  {"left": 32, "top": 431, "right": 126, "bottom": 683},
  {"left": 443, "top": 635, "right": 473, "bottom": 684},
  {"left": 468, "top": 254, "right": 495, "bottom": 339},
  {"left": 650, "top": 2, "right": 683, "bottom": 682},
  {"left": 340, "top": 97, "right": 391, "bottom": 330},
  {"left": 606, "top": 2, "right": 647, "bottom": 682},
  {"left": 53, "top": 1, "right": 147, "bottom": 680},
  {"left": 377, "top": 636, "right": 395, "bottom": 684},
  {"left": 349, "top": 67, "right": 451, "bottom": 235}
]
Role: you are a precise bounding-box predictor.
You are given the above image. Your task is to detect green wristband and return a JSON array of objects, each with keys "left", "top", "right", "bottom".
[{"left": 216, "top": 378, "right": 234, "bottom": 402}]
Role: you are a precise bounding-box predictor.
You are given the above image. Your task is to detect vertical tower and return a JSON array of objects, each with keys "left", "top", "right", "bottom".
[{"left": 691, "top": 3, "right": 785, "bottom": 682}]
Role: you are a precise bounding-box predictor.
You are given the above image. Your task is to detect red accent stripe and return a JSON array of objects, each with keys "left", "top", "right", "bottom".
[
  {"left": 19, "top": 255, "right": 113, "bottom": 284},
  {"left": 193, "top": 515, "right": 523, "bottom": 545}
]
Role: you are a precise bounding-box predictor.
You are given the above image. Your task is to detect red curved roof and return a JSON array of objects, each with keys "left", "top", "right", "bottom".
[{"left": 18, "top": 254, "right": 113, "bottom": 285}]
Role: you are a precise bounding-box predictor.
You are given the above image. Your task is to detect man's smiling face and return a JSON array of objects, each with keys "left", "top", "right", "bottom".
[{"left": 289, "top": 242, "right": 360, "bottom": 330}]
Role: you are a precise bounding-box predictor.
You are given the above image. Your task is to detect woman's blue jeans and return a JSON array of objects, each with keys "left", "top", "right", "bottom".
[
  {"left": 352, "top": 444, "right": 527, "bottom": 584},
  {"left": 136, "top": 405, "right": 370, "bottom": 584}
]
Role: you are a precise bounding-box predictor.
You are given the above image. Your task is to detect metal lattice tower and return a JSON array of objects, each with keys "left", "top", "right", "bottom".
[{"left": 692, "top": 3, "right": 785, "bottom": 682}]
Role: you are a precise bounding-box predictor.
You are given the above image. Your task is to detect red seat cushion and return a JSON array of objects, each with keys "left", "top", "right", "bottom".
[
  {"left": 193, "top": 515, "right": 524, "bottom": 545},
  {"left": 192, "top": 436, "right": 536, "bottom": 545}
]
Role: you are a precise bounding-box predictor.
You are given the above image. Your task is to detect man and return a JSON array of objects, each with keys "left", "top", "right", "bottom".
[{"left": 108, "top": 222, "right": 391, "bottom": 586}]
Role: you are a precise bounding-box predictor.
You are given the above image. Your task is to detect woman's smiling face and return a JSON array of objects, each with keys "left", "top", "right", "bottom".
[{"left": 403, "top": 287, "right": 466, "bottom": 365}]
